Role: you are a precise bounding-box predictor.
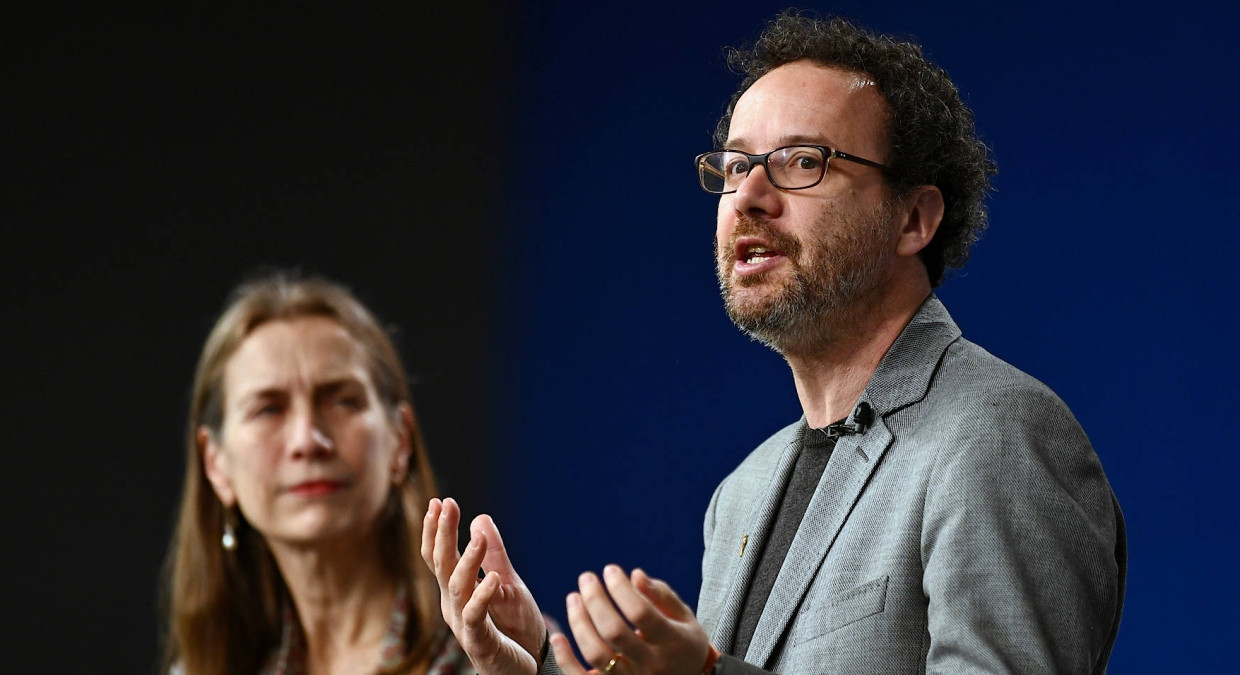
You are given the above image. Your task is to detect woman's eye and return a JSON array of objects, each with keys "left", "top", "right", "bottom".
[
  {"left": 252, "top": 403, "right": 282, "bottom": 418},
  {"left": 335, "top": 395, "right": 363, "bottom": 410}
]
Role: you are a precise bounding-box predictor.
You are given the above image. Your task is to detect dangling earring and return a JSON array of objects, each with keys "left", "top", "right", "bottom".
[{"left": 222, "top": 512, "right": 238, "bottom": 551}]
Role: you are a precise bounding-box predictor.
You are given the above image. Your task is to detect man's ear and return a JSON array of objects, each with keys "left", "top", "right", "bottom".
[
  {"left": 895, "top": 185, "right": 945, "bottom": 258},
  {"left": 200, "top": 426, "right": 236, "bottom": 507},
  {"left": 391, "top": 404, "right": 414, "bottom": 484}
]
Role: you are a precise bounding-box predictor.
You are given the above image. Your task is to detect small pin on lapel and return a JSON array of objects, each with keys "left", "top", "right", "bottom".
[{"left": 739, "top": 533, "right": 749, "bottom": 557}]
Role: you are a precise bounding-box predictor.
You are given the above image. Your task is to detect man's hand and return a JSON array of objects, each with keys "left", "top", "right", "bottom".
[
  {"left": 422, "top": 498, "right": 547, "bottom": 675},
  {"left": 550, "top": 565, "right": 714, "bottom": 675}
]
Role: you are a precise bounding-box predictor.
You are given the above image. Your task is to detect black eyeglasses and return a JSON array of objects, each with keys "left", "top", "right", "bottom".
[{"left": 694, "top": 145, "right": 888, "bottom": 194}]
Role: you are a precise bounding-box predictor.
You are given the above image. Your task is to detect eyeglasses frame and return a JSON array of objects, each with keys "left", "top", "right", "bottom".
[{"left": 694, "top": 144, "right": 889, "bottom": 194}]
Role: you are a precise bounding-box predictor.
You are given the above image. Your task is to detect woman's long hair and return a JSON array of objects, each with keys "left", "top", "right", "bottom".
[{"left": 160, "top": 272, "right": 443, "bottom": 674}]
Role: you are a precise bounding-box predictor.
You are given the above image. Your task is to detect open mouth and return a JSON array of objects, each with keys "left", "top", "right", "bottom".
[
  {"left": 743, "top": 245, "right": 780, "bottom": 264},
  {"left": 732, "top": 236, "right": 788, "bottom": 275}
]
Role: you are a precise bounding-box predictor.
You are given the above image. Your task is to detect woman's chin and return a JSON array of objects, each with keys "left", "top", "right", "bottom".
[{"left": 264, "top": 519, "right": 374, "bottom": 552}]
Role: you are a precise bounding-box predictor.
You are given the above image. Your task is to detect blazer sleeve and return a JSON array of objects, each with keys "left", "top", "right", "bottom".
[
  {"left": 704, "top": 478, "right": 724, "bottom": 545},
  {"left": 537, "top": 633, "right": 562, "bottom": 675},
  {"left": 920, "top": 382, "right": 1123, "bottom": 674}
]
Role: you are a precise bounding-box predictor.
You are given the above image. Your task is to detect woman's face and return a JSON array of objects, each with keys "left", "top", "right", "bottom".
[{"left": 202, "top": 316, "right": 410, "bottom": 550}]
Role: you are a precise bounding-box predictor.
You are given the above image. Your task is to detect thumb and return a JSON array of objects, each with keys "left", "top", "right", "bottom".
[
  {"left": 632, "top": 568, "right": 693, "bottom": 620},
  {"left": 472, "top": 514, "right": 521, "bottom": 578}
]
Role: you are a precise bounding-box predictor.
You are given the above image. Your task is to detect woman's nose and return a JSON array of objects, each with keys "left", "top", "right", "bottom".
[{"left": 288, "top": 410, "right": 335, "bottom": 458}]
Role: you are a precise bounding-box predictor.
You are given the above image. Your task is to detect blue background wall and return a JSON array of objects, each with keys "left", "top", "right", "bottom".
[
  {"left": 7, "top": 2, "right": 1236, "bottom": 671},
  {"left": 488, "top": 2, "right": 1239, "bottom": 672}
]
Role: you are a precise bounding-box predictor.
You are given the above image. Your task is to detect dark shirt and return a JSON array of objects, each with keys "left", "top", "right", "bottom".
[{"left": 730, "top": 420, "right": 850, "bottom": 658}]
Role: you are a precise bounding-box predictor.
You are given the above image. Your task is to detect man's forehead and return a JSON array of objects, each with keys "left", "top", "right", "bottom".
[
  {"left": 844, "top": 70, "right": 877, "bottom": 91},
  {"left": 741, "top": 62, "right": 880, "bottom": 110},
  {"left": 724, "top": 132, "right": 838, "bottom": 151},
  {"left": 727, "top": 61, "right": 887, "bottom": 149}
]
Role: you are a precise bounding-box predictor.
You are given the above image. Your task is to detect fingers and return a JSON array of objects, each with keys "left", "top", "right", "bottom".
[
  {"left": 422, "top": 498, "right": 547, "bottom": 675},
  {"left": 566, "top": 590, "right": 617, "bottom": 671},
  {"left": 631, "top": 568, "right": 712, "bottom": 673},
  {"left": 631, "top": 567, "right": 693, "bottom": 622},
  {"left": 466, "top": 515, "right": 549, "bottom": 661},
  {"left": 601, "top": 565, "right": 672, "bottom": 642},
  {"left": 565, "top": 565, "right": 711, "bottom": 675},
  {"left": 420, "top": 498, "right": 444, "bottom": 575},
  {"left": 549, "top": 633, "right": 591, "bottom": 675},
  {"left": 447, "top": 528, "right": 488, "bottom": 613},
  {"left": 462, "top": 569, "right": 501, "bottom": 629},
  {"left": 568, "top": 571, "right": 653, "bottom": 667},
  {"left": 425, "top": 498, "right": 486, "bottom": 629},
  {"left": 431, "top": 498, "right": 463, "bottom": 585}
]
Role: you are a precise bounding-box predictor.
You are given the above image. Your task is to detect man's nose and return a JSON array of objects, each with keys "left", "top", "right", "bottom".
[{"left": 729, "top": 163, "right": 783, "bottom": 218}]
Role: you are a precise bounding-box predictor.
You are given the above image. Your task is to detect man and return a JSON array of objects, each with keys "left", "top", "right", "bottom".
[{"left": 424, "top": 9, "right": 1126, "bottom": 674}]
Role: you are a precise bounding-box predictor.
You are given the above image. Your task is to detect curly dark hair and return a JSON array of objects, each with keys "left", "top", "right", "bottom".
[{"left": 715, "top": 9, "right": 996, "bottom": 286}]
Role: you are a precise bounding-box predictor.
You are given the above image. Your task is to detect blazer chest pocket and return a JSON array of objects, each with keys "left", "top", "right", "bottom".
[{"left": 794, "top": 574, "right": 889, "bottom": 644}]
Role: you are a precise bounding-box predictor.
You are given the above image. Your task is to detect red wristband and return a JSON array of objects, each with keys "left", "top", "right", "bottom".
[{"left": 702, "top": 643, "right": 721, "bottom": 674}]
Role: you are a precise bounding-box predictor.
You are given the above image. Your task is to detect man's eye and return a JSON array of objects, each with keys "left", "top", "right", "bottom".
[
  {"left": 791, "top": 155, "right": 822, "bottom": 170},
  {"left": 724, "top": 158, "right": 751, "bottom": 176}
]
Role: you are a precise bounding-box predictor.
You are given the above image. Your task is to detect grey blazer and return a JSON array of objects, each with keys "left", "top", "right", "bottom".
[{"left": 699, "top": 296, "right": 1126, "bottom": 673}]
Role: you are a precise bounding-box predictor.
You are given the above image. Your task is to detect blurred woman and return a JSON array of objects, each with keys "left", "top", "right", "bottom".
[{"left": 161, "top": 272, "right": 472, "bottom": 674}]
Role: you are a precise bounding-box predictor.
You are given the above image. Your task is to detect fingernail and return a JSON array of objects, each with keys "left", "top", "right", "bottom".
[
  {"left": 603, "top": 564, "right": 621, "bottom": 578},
  {"left": 567, "top": 592, "right": 581, "bottom": 608},
  {"left": 578, "top": 572, "right": 594, "bottom": 586}
]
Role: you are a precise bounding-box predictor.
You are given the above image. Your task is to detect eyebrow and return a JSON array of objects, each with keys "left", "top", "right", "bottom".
[
  {"left": 312, "top": 378, "right": 365, "bottom": 402},
  {"left": 724, "top": 134, "right": 836, "bottom": 151},
  {"left": 233, "top": 377, "right": 365, "bottom": 407},
  {"left": 235, "top": 387, "right": 285, "bottom": 405}
]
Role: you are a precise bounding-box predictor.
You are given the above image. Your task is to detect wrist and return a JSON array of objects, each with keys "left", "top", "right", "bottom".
[{"left": 537, "top": 629, "right": 550, "bottom": 669}]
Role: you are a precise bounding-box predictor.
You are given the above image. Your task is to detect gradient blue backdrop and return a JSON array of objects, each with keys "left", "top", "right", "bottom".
[{"left": 482, "top": 2, "right": 1239, "bottom": 671}]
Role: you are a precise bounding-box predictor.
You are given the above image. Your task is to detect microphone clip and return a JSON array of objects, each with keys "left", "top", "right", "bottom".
[{"left": 838, "top": 401, "right": 874, "bottom": 435}]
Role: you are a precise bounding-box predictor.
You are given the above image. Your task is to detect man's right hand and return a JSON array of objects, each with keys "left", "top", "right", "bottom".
[{"left": 422, "top": 498, "right": 547, "bottom": 675}]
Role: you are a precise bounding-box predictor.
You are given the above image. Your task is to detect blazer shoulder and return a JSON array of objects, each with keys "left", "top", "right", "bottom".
[
  {"left": 915, "top": 336, "right": 1113, "bottom": 513},
  {"left": 933, "top": 337, "right": 1079, "bottom": 421},
  {"left": 895, "top": 335, "right": 1110, "bottom": 502},
  {"left": 718, "top": 418, "right": 801, "bottom": 488},
  {"left": 707, "top": 418, "right": 800, "bottom": 528}
]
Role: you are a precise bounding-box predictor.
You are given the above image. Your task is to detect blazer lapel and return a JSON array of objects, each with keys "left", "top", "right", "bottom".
[
  {"left": 741, "top": 294, "right": 963, "bottom": 668},
  {"left": 709, "top": 430, "right": 802, "bottom": 652},
  {"left": 743, "top": 413, "right": 895, "bottom": 667}
]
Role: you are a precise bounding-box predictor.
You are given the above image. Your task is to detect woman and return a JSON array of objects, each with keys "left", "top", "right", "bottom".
[{"left": 161, "top": 272, "right": 472, "bottom": 674}]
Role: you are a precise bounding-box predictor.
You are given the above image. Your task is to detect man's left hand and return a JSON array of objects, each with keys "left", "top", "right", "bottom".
[{"left": 550, "top": 565, "right": 713, "bottom": 675}]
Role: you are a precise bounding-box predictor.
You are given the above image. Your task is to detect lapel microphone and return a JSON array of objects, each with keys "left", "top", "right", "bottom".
[{"left": 834, "top": 401, "right": 874, "bottom": 436}]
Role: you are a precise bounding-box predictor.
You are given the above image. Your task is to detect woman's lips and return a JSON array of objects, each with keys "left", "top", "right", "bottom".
[{"left": 287, "top": 480, "right": 346, "bottom": 497}]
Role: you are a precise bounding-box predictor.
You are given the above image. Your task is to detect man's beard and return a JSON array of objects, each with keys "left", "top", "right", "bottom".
[{"left": 716, "top": 201, "right": 897, "bottom": 354}]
